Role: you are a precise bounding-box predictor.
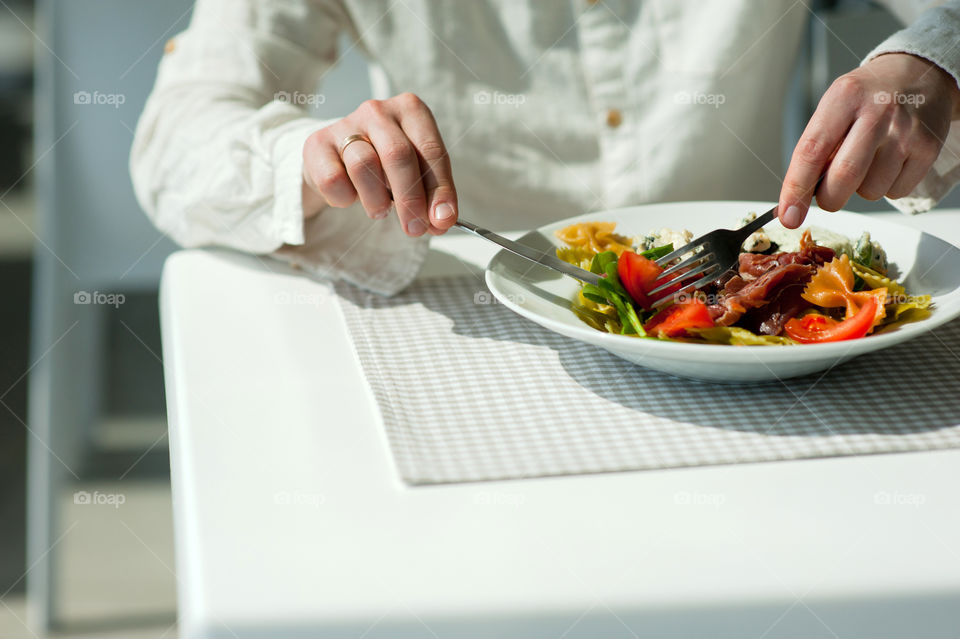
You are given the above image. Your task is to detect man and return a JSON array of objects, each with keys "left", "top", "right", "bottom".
[{"left": 132, "top": 1, "right": 960, "bottom": 295}]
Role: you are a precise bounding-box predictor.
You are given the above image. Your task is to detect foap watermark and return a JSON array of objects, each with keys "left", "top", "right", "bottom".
[
  {"left": 274, "top": 290, "right": 329, "bottom": 307},
  {"left": 73, "top": 90, "right": 126, "bottom": 109},
  {"left": 873, "top": 91, "right": 925, "bottom": 106},
  {"left": 275, "top": 90, "right": 326, "bottom": 107},
  {"left": 474, "top": 491, "right": 525, "bottom": 508},
  {"left": 74, "top": 290, "right": 125, "bottom": 308},
  {"left": 874, "top": 490, "right": 926, "bottom": 508},
  {"left": 273, "top": 490, "right": 325, "bottom": 508},
  {"left": 674, "top": 491, "right": 726, "bottom": 509},
  {"left": 674, "top": 91, "right": 725, "bottom": 109},
  {"left": 474, "top": 90, "right": 526, "bottom": 108},
  {"left": 473, "top": 290, "right": 525, "bottom": 305},
  {"left": 73, "top": 490, "right": 125, "bottom": 508}
]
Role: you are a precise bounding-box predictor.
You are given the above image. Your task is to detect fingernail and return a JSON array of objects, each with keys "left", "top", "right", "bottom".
[
  {"left": 781, "top": 204, "right": 803, "bottom": 228},
  {"left": 434, "top": 202, "right": 455, "bottom": 221},
  {"left": 407, "top": 218, "right": 427, "bottom": 236}
]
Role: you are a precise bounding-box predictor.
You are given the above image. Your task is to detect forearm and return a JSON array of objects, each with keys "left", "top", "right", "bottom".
[{"left": 130, "top": 0, "right": 342, "bottom": 252}]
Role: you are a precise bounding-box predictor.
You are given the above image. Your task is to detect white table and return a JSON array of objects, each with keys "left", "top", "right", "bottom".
[{"left": 160, "top": 210, "right": 960, "bottom": 639}]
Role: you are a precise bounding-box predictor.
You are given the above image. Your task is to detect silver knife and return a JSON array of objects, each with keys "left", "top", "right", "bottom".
[{"left": 454, "top": 219, "right": 602, "bottom": 285}]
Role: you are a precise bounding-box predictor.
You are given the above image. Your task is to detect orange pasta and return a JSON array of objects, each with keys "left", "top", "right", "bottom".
[
  {"left": 554, "top": 222, "right": 633, "bottom": 255},
  {"left": 802, "top": 254, "right": 887, "bottom": 328}
]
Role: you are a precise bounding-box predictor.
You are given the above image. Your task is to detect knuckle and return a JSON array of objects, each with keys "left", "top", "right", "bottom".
[
  {"left": 794, "top": 136, "right": 831, "bottom": 166},
  {"left": 816, "top": 195, "right": 842, "bottom": 212},
  {"left": 887, "top": 180, "right": 916, "bottom": 199},
  {"left": 856, "top": 108, "right": 886, "bottom": 134},
  {"left": 366, "top": 196, "right": 392, "bottom": 214},
  {"left": 395, "top": 191, "right": 427, "bottom": 212},
  {"left": 357, "top": 99, "right": 386, "bottom": 118},
  {"left": 886, "top": 187, "right": 907, "bottom": 200},
  {"left": 302, "top": 129, "right": 329, "bottom": 158},
  {"left": 315, "top": 167, "right": 347, "bottom": 193},
  {"left": 394, "top": 91, "right": 424, "bottom": 109},
  {"left": 417, "top": 139, "right": 447, "bottom": 162},
  {"left": 830, "top": 157, "right": 862, "bottom": 184},
  {"left": 831, "top": 74, "right": 866, "bottom": 102},
  {"left": 857, "top": 184, "right": 883, "bottom": 201},
  {"left": 380, "top": 140, "right": 416, "bottom": 166},
  {"left": 432, "top": 184, "right": 457, "bottom": 202},
  {"left": 346, "top": 153, "right": 381, "bottom": 178},
  {"left": 914, "top": 134, "right": 942, "bottom": 165}
]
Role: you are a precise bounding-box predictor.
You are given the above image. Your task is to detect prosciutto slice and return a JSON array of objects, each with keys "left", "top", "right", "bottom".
[
  {"left": 738, "top": 232, "right": 836, "bottom": 279},
  {"left": 706, "top": 231, "right": 834, "bottom": 332},
  {"left": 708, "top": 263, "right": 814, "bottom": 327}
]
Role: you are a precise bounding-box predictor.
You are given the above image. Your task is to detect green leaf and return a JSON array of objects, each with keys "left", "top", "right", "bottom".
[
  {"left": 579, "top": 251, "right": 647, "bottom": 336},
  {"left": 589, "top": 250, "right": 618, "bottom": 275},
  {"left": 605, "top": 291, "right": 645, "bottom": 336},
  {"left": 853, "top": 233, "right": 874, "bottom": 268},
  {"left": 581, "top": 283, "right": 608, "bottom": 305},
  {"left": 640, "top": 243, "right": 673, "bottom": 260}
]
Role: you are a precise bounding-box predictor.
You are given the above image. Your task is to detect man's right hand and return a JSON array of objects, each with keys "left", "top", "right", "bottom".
[{"left": 301, "top": 92, "right": 458, "bottom": 237}]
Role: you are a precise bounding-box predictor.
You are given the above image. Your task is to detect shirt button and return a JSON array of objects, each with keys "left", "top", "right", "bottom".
[
  {"left": 164, "top": 38, "right": 176, "bottom": 54},
  {"left": 606, "top": 108, "right": 623, "bottom": 128}
]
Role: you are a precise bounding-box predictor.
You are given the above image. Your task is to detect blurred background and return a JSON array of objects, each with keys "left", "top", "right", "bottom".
[{"left": 0, "top": 1, "right": 956, "bottom": 638}]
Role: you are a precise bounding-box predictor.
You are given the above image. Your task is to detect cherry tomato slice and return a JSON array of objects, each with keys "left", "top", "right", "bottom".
[{"left": 784, "top": 297, "right": 878, "bottom": 343}]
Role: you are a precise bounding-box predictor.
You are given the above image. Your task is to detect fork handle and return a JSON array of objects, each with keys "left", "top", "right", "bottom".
[{"left": 736, "top": 205, "right": 777, "bottom": 238}]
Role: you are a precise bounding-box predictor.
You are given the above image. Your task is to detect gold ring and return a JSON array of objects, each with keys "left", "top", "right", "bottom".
[{"left": 337, "top": 133, "right": 372, "bottom": 157}]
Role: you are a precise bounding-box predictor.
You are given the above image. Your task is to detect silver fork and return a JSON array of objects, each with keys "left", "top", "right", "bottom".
[{"left": 646, "top": 205, "right": 778, "bottom": 305}]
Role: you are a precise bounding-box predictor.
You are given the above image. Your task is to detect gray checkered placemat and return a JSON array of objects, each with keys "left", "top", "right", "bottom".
[{"left": 334, "top": 276, "right": 960, "bottom": 484}]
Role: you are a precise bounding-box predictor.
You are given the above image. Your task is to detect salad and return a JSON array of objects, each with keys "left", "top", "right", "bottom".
[{"left": 555, "top": 219, "right": 932, "bottom": 345}]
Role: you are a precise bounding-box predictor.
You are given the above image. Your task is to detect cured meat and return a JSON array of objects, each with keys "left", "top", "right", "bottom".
[
  {"left": 708, "top": 263, "right": 814, "bottom": 327},
  {"left": 740, "top": 282, "right": 812, "bottom": 335},
  {"left": 738, "top": 231, "right": 835, "bottom": 279},
  {"left": 706, "top": 231, "right": 833, "bottom": 331}
]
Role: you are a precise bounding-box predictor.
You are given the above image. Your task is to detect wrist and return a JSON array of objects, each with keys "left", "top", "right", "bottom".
[{"left": 877, "top": 52, "right": 960, "bottom": 119}]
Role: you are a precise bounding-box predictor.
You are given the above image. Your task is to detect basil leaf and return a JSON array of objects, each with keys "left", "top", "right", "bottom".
[
  {"left": 640, "top": 243, "right": 674, "bottom": 261},
  {"left": 589, "top": 250, "right": 618, "bottom": 275}
]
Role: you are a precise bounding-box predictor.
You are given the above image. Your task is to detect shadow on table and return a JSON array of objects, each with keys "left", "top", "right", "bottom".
[
  {"left": 400, "top": 279, "right": 960, "bottom": 439},
  {"left": 193, "top": 589, "right": 960, "bottom": 639}
]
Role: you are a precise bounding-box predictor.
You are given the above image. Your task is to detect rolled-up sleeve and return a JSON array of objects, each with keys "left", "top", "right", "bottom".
[
  {"left": 866, "top": 0, "right": 960, "bottom": 213},
  {"left": 131, "top": 0, "right": 428, "bottom": 295}
]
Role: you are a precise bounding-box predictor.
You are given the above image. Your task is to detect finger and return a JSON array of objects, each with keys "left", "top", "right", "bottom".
[
  {"left": 815, "top": 114, "right": 886, "bottom": 211},
  {"left": 779, "top": 78, "right": 859, "bottom": 228},
  {"left": 887, "top": 154, "right": 932, "bottom": 199},
  {"left": 339, "top": 136, "right": 392, "bottom": 219},
  {"left": 367, "top": 119, "right": 430, "bottom": 237},
  {"left": 394, "top": 95, "right": 458, "bottom": 232},
  {"left": 302, "top": 131, "right": 357, "bottom": 208},
  {"left": 887, "top": 132, "right": 942, "bottom": 199},
  {"left": 856, "top": 143, "right": 904, "bottom": 201}
]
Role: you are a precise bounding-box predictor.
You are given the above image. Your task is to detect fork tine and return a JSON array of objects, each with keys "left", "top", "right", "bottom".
[
  {"left": 647, "top": 259, "right": 719, "bottom": 296},
  {"left": 657, "top": 251, "right": 713, "bottom": 282},
  {"left": 654, "top": 234, "right": 710, "bottom": 267},
  {"left": 649, "top": 267, "right": 722, "bottom": 309},
  {"left": 686, "top": 268, "right": 724, "bottom": 294}
]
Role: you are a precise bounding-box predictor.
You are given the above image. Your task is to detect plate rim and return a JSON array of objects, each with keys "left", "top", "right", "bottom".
[{"left": 485, "top": 201, "right": 960, "bottom": 363}]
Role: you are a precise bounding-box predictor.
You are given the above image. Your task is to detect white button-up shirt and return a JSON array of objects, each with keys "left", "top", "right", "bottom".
[{"left": 131, "top": 0, "right": 960, "bottom": 295}]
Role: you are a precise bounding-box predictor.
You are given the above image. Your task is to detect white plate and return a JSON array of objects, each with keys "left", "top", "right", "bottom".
[{"left": 486, "top": 201, "right": 960, "bottom": 382}]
